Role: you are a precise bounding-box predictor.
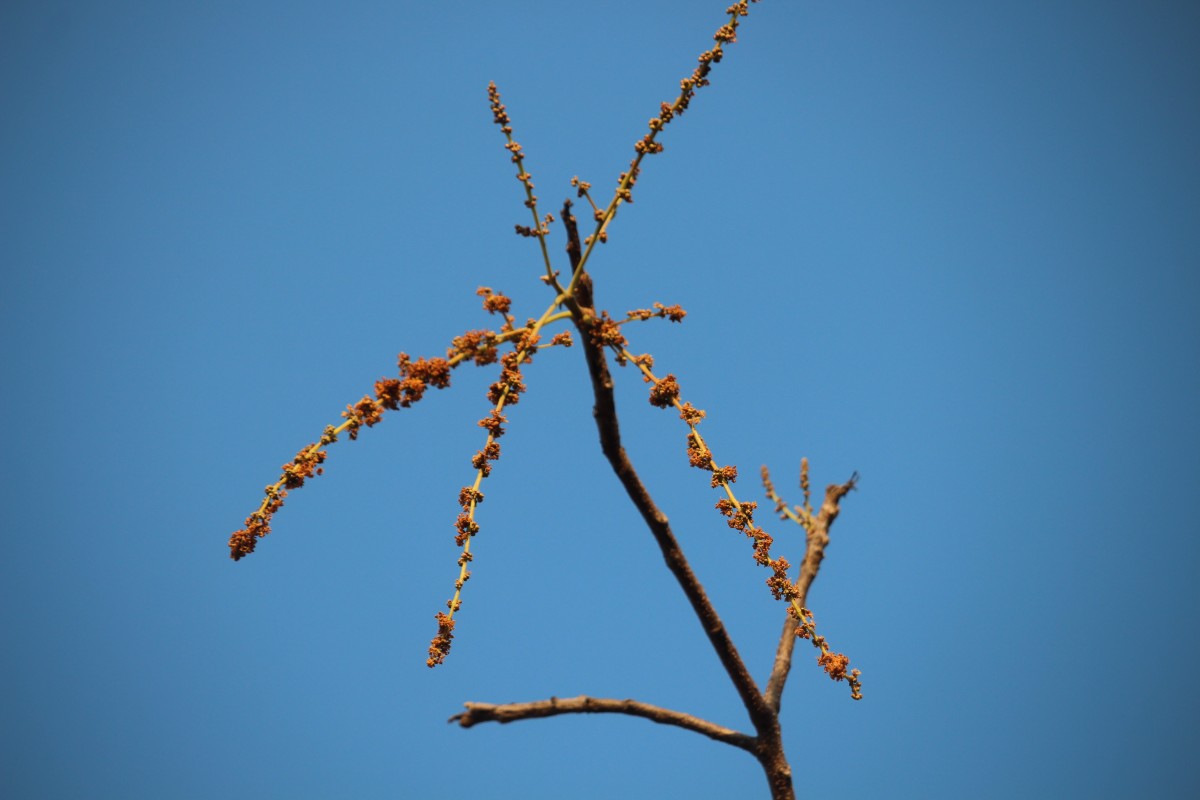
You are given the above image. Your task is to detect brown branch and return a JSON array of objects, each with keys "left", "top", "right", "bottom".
[
  {"left": 556, "top": 203, "right": 797, "bottom": 799},
  {"left": 558, "top": 203, "right": 772, "bottom": 727},
  {"left": 764, "top": 472, "right": 858, "bottom": 711},
  {"left": 450, "top": 695, "right": 757, "bottom": 752}
]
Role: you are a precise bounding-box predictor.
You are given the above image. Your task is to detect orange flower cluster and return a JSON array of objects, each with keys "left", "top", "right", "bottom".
[
  {"left": 687, "top": 431, "right": 713, "bottom": 469},
  {"left": 626, "top": 303, "right": 687, "bottom": 323},
  {"left": 477, "top": 286, "right": 512, "bottom": 316},
  {"left": 471, "top": 441, "right": 502, "bottom": 478},
  {"left": 228, "top": 487, "right": 285, "bottom": 561},
  {"left": 282, "top": 441, "right": 330, "bottom": 489},
  {"left": 713, "top": 497, "right": 792, "bottom": 596},
  {"left": 488, "top": 338, "right": 534, "bottom": 406},
  {"left": 228, "top": 428, "right": 336, "bottom": 560},
  {"left": 794, "top": 606, "right": 864, "bottom": 700},
  {"left": 648, "top": 374, "right": 681, "bottom": 408},
  {"left": 478, "top": 408, "right": 507, "bottom": 438},
  {"left": 449, "top": 330, "right": 501, "bottom": 366},
  {"left": 347, "top": 353, "right": 452, "bottom": 439},
  {"left": 428, "top": 611, "right": 455, "bottom": 668},
  {"left": 679, "top": 402, "right": 706, "bottom": 425},
  {"left": 590, "top": 312, "right": 627, "bottom": 351}
]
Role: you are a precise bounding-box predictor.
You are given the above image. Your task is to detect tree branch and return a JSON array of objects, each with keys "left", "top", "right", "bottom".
[
  {"left": 557, "top": 202, "right": 776, "bottom": 732},
  {"left": 450, "top": 695, "right": 757, "bottom": 752},
  {"left": 764, "top": 473, "right": 858, "bottom": 711}
]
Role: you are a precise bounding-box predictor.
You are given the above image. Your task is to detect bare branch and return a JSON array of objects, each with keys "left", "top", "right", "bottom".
[
  {"left": 764, "top": 472, "right": 858, "bottom": 711},
  {"left": 450, "top": 695, "right": 757, "bottom": 752}
]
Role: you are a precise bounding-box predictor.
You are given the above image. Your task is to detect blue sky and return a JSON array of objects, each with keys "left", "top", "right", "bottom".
[{"left": 2, "top": 1, "right": 1198, "bottom": 797}]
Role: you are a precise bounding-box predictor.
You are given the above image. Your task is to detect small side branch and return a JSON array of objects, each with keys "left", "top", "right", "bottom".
[{"left": 450, "top": 695, "right": 757, "bottom": 753}]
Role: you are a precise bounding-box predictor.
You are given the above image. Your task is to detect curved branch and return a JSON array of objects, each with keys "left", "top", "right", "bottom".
[
  {"left": 764, "top": 473, "right": 858, "bottom": 711},
  {"left": 450, "top": 695, "right": 757, "bottom": 752}
]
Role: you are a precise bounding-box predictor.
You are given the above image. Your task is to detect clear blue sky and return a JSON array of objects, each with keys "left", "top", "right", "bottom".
[{"left": 3, "top": 1, "right": 1198, "bottom": 797}]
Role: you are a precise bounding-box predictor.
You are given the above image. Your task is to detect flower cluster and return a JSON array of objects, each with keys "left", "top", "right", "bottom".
[
  {"left": 449, "top": 330, "right": 501, "bottom": 366},
  {"left": 488, "top": 336, "right": 534, "bottom": 405},
  {"left": 428, "top": 612, "right": 456, "bottom": 670},
  {"left": 476, "top": 286, "right": 512, "bottom": 316},
  {"left": 590, "top": 312, "right": 627, "bottom": 351},
  {"left": 711, "top": 496, "right": 795, "bottom": 599},
  {"left": 794, "top": 606, "right": 864, "bottom": 700},
  {"left": 229, "top": 288, "right": 557, "bottom": 563},
  {"left": 583, "top": 303, "right": 686, "bottom": 368},
  {"left": 228, "top": 429, "right": 337, "bottom": 560},
  {"left": 345, "top": 353, "right": 452, "bottom": 439},
  {"left": 648, "top": 373, "right": 681, "bottom": 408},
  {"left": 626, "top": 303, "right": 687, "bottom": 323}
]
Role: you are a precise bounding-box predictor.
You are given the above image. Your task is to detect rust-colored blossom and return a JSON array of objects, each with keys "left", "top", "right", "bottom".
[
  {"left": 427, "top": 612, "right": 456, "bottom": 668},
  {"left": 477, "top": 287, "right": 513, "bottom": 315},
  {"left": 818, "top": 651, "right": 852, "bottom": 682},
  {"left": 679, "top": 402, "right": 705, "bottom": 424},
  {"left": 478, "top": 409, "right": 507, "bottom": 438},
  {"left": 458, "top": 486, "right": 484, "bottom": 510},
  {"left": 711, "top": 464, "right": 738, "bottom": 488},
  {"left": 590, "top": 313, "right": 627, "bottom": 350},
  {"left": 648, "top": 374, "right": 680, "bottom": 408}
]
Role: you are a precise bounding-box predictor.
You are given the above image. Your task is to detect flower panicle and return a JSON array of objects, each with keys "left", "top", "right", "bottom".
[
  {"left": 229, "top": 290, "right": 558, "bottom": 562},
  {"left": 487, "top": 82, "right": 559, "bottom": 285},
  {"left": 428, "top": 301, "right": 574, "bottom": 667},
  {"left": 792, "top": 606, "right": 864, "bottom": 700},
  {"left": 613, "top": 341, "right": 798, "bottom": 595},
  {"left": 606, "top": 334, "right": 862, "bottom": 699},
  {"left": 581, "top": 0, "right": 760, "bottom": 251}
]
